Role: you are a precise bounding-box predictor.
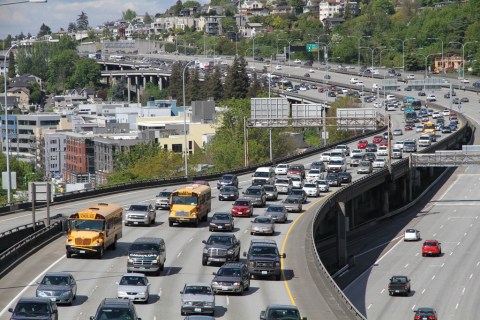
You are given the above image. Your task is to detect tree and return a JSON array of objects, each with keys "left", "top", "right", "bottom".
[
  {"left": 69, "top": 58, "right": 101, "bottom": 88},
  {"left": 186, "top": 68, "right": 202, "bottom": 103},
  {"left": 143, "top": 13, "right": 153, "bottom": 25},
  {"left": 77, "top": 11, "right": 89, "bottom": 31},
  {"left": 289, "top": 0, "right": 305, "bottom": 15},
  {"left": 248, "top": 71, "right": 262, "bottom": 97},
  {"left": 171, "top": 0, "right": 183, "bottom": 15},
  {"left": 122, "top": 9, "right": 137, "bottom": 21},
  {"left": 204, "top": 65, "right": 223, "bottom": 101},
  {"left": 28, "top": 82, "right": 43, "bottom": 105},
  {"left": 46, "top": 50, "right": 79, "bottom": 93},
  {"left": 67, "top": 22, "right": 77, "bottom": 33},
  {"left": 110, "top": 78, "right": 127, "bottom": 101},
  {"left": 183, "top": 1, "right": 201, "bottom": 8},
  {"left": 37, "top": 23, "right": 51, "bottom": 38},
  {"left": 168, "top": 61, "right": 184, "bottom": 100},
  {"left": 223, "top": 56, "right": 250, "bottom": 99},
  {"left": 8, "top": 50, "right": 15, "bottom": 79}
]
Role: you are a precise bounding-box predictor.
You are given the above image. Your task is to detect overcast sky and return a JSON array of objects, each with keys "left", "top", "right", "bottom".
[{"left": 0, "top": 0, "right": 210, "bottom": 39}]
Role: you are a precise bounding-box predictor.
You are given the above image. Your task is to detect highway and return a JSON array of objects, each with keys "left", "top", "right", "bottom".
[{"left": 0, "top": 58, "right": 475, "bottom": 320}]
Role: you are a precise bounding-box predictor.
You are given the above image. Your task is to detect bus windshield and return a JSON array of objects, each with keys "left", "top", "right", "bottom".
[
  {"left": 68, "top": 219, "right": 104, "bottom": 231},
  {"left": 172, "top": 195, "right": 198, "bottom": 206}
]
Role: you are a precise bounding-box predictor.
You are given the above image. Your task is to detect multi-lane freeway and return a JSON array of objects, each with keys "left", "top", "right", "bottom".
[{"left": 0, "top": 57, "right": 478, "bottom": 319}]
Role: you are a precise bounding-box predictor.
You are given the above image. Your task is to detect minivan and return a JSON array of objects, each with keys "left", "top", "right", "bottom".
[
  {"left": 252, "top": 167, "right": 275, "bottom": 185},
  {"left": 127, "top": 237, "right": 166, "bottom": 276}
]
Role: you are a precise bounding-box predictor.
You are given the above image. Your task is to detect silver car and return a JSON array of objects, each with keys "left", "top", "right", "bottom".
[
  {"left": 117, "top": 273, "right": 150, "bottom": 303},
  {"left": 264, "top": 204, "right": 288, "bottom": 223},
  {"left": 180, "top": 282, "right": 215, "bottom": 316},
  {"left": 282, "top": 196, "right": 302, "bottom": 213},
  {"left": 274, "top": 178, "right": 292, "bottom": 194},
  {"left": 251, "top": 216, "right": 275, "bottom": 235},
  {"left": 316, "top": 180, "right": 330, "bottom": 192},
  {"left": 125, "top": 203, "right": 156, "bottom": 226},
  {"left": 36, "top": 272, "right": 77, "bottom": 305}
]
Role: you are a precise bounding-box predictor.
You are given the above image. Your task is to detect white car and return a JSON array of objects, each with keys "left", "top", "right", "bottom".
[
  {"left": 320, "top": 152, "right": 331, "bottom": 162},
  {"left": 416, "top": 125, "right": 424, "bottom": 133},
  {"left": 117, "top": 273, "right": 150, "bottom": 302},
  {"left": 373, "top": 102, "right": 382, "bottom": 108},
  {"left": 442, "top": 109, "right": 450, "bottom": 116},
  {"left": 309, "top": 68, "right": 315, "bottom": 73},
  {"left": 351, "top": 149, "right": 363, "bottom": 156},
  {"left": 303, "top": 183, "right": 320, "bottom": 197},
  {"left": 275, "top": 163, "right": 289, "bottom": 175},
  {"left": 407, "top": 74, "right": 415, "bottom": 80},
  {"left": 404, "top": 228, "right": 421, "bottom": 241},
  {"left": 349, "top": 77, "right": 359, "bottom": 84},
  {"left": 356, "top": 81, "right": 364, "bottom": 87},
  {"left": 372, "top": 157, "right": 387, "bottom": 168},
  {"left": 306, "top": 169, "right": 322, "bottom": 181},
  {"left": 377, "top": 146, "right": 388, "bottom": 156},
  {"left": 334, "top": 145, "right": 351, "bottom": 157},
  {"left": 426, "top": 94, "right": 436, "bottom": 102},
  {"left": 316, "top": 180, "right": 330, "bottom": 192},
  {"left": 291, "top": 176, "right": 304, "bottom": 189},
  {"left": 393, "top": 141, "right": 404, "bottom": 150},
  {"left": 393, "top": 129, "right": 403, "bottom": 136},
  {"left": 294, "top": 59, "right": 302, "bottom": 64},
  {"left": 460, "top": 78, "right": 469, "bottom": 83},
  {"left": 372, "top": 83, "right": 380, "bottom": 89},
  {"left": 432, "top": 111, "right": 440, "bottom": 119},
  {"left": 392, "top": 148, "right": 403, "bottom": 159},
  {"left": 275, "top": 65, "right": 282, "bottom": 70}
]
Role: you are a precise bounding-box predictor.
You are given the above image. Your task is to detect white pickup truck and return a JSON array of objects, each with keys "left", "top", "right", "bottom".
[
  {"left": 349, "top": 77, "right": 359, "bottom": 84},
  {"left": 418, "top": 134, "right": 432, "bottom": 147}
]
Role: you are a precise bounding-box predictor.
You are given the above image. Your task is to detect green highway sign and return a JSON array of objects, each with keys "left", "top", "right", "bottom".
[{"left": 307, "top": 43, "right": 319, "bottom": 53}]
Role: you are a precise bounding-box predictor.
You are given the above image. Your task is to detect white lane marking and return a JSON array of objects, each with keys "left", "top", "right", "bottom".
[
  {"left": 421, "top": 288, "right": 426, "bottom": 295},
  {"left": 438, "top": 178, "right": 458, "bottom": 200},
  {"left": 477, "top": 261, "right": 480, "bottom": 267},
  {"left": 415, "top": 253, "right": 419, "bottom": 257},
  {"left": 457, "top": 242, "right": 461, "bottom": 246},
  {"left": 456, "top": 303, "right": 459, "bottom": 309},
  {"left": 440, "top": 225, "right": 444, "bottom": 229},
  {"left": 404, "top": 263, "right": 409, "bottom": 268},
  {"left": 0, "top": 255, "right": 65, "bottom": 317},
  {"left": 158, "top": 288, "right": 162, "bottom": 297},
  {"left": 226, "top": 296, "right": 230, "bottom": 305},
  {"left": 431, "top": 275, "right": 436, "bottom": 280},
  {"left": 367, "top": 304, "right": 372, "bottom": 310},
  {"left": 433, "top": 233, "right": 436, "bottom": 237},
  {"left": 353, "top": 235, "right": 404, "bottom": 259},
  {"left": 471, "top": 224, "right": 474, "bottom": 228},
  {"left": 412, "top": 305, "right": 416, "bottom": 310},
  {"left": 380, "top": 289, "right": 385, "bottom": 294},
  {"left": 177, "top": 251, "right": 183, "bottom": 258},
  {"left": 441, "top": 263, "right": 445, "bottom": 268},
  {"left": 166, "top": 268, "right": 171, "bottom": 276},
  {"left": 188, "top": 237, "right": 193, "bottom": 242},
  {"left": 0, "top": 213, "right": 31, "bottom": 222},
  {"left": 244, "top": 229, "right": 248, "bottom": 233},
  {"left": 462, "top": 287, "right": 466, "bottom": 295},
  {"left": 464, "top": 233, "right": 468, "bottom": 237},
  {"left": 470, "top": 273, "right": 473, "bottom": 279},
  {"left": 450, "top": 252, "right": 454, "bottom": 256}
]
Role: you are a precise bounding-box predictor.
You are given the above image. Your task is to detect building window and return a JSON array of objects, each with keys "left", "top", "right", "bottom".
[
  {"left": 163, "top": 144, "right": 168, "bottom": 150},
  {"left": 188, "top": 141, "right": 192, "bottom": 150},
  {"left": 172, "top": 144, "right": 182, "bottom": 153}
]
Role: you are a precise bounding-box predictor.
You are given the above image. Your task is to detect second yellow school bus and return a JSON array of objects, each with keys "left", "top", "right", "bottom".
[
  {"left": 169, "top": 184, "right": 212, "bottom": 227},
  {"left": 65, "top": 203, "right": 123, "bottom": 259}
]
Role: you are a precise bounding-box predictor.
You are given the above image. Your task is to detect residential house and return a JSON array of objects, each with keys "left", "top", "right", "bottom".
[
  {"left": 319, "top": 0, "right": 345, "bottom": 22},
  {"left": 198, "top": 16, "right": 225, "bottom": 35},
  {"left": 6, "top": 87, "right": 30, "bottom": 111}
]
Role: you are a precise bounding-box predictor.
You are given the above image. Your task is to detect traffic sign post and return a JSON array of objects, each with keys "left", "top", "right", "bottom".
[
  {"left": 29, "top": 182, "right": 53, "bottom": 227},
  {"left": 306, "top": 43, "right": 319, "bottom": 53}
]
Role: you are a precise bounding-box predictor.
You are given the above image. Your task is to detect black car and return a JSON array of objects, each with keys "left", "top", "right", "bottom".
[
  {"left": 338, "top": 172, "right": 352, "bottom": 184},
  {"left": 209, "top": 212, "right": 235, "bottom": 232},
  {"left": 327, "top": 91, "right": 336, "bottom": 97},
  {"left": 9, "top": 297, "right": 58, "bottom": 320},
  {"left": 219, "top": 186, "right": 239, "bottom": 201},
  {"left": 413, "top": 307, "right": 437, "bottom": 320},
  {"left": 217, "top": 174, "right": 239, "bottom": 189},
  {"left": 324, "top": 74, "right": 331, "bottom": 79},
  {"left": 90, "top": 298, "right": 140, "bottom": 320},
  {"left": 418, "top": 91, "right": 426, "bottom": 96},
  {"left": 325, "top": 173, "right": 341, "bottom": 187},
  {"left": 363, "top": 152, "right": 377, "bottom": 162},
  {"left": 288, "top": 189, "right": 307, "bottom": 203},
  {"left": 202, "top": 233, "right": 241, "bottom": 265},
  {"left": 211, "top": 262, "right": 250, "bottom": 295},
  {"left": 304, "top": 73, "right": 310, "bottom": 77},
  {"left": 365, "top": 143, "right": 378, "bottom": 153}
]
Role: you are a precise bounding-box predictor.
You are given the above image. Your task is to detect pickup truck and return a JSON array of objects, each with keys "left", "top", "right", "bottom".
[{"left": 388, "top": 275, "right": 411, "bottom": 296}]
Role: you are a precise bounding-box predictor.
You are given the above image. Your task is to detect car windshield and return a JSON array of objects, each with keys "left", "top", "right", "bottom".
[
  {"left": 284, "top": 198, "right": 299, "bottom": 204},
  {"left": 326, "top": 174, "right": 337, "bottom": 179},
  {"left": 290, "top": 190, "right": 303, "bottom": 195},
  {"left": 234, "top": 201, "right": 249, "bottom": 207},
  {"left": 309, "top": 170, "right": 320, "bottom": 174},
  {"left": 221, "top": 175, "right": 234, "bottom": 181},
  {"left": 158, "top": 192, "right": 171, "bottom": 197},
  {"left": 304, "top": 184, "right": 317, "bottom": 188},
  {"left": 212, "top": 213, "right": 231, "bottom": 221},
  {"left": 14, "top": 303, "right": 50, "bottom": 315},
  {"left": 97, "top": 309, "right": 134, "bottom": 320},
  {"left": 68, "top": 219, "right": 104, "bottom": 232},
  {"left": 128, "top": 205, "right": 148, "bottom": 211},
  {"left": 291, "top": 177, "right": 301, "bottom": 182},
  {"left": 424, "top": 242, "right": 437, "bottom": 247},
  {"left": 318, "top": 180, "right": 327, "bottom": 185},
  {"left": 290, "top": 166, "right": 303, "bottom": 170},
  {"left": 245, "top": 188, "right": 261, "bottom": 195},
  {"left": 267, "top": 206, "right": 284, "bottom": 212},
  {"left": 329, "top": 160, "right": 342, "bottom": 165},
  {"left": 184, "top": 286, "right": 212, "bottom": 295},
  {"left": 254, "top": 172, "right": 269, "bottom": 177},
  {"left": 172, "top": 195, "right": 198, "bottom": 205},
  {"left": 255, "top": 217, "right": 272, "bottom": 224},
  {"left": 129, "top": 243, "right": 159, "bottom": 252},
  {"left": 41, "top": 275, "right": 69, "bottom": 286},
  {"left": 221, "top": 186, "right": 236, "bottom": 192},
  {"left": 251, "top": 246, "right": 279, "bottom": 256},
  {"left": 217, "top": 267, "right": 242, "bottom": 277},
  {"left": 360, "top": 161, "right": 371, "bottom": 166},
  {"left": 276, "top": 179, "right": 289, "bottom": 184},
  {"left": 267, "top": 308, "right": 300, "bottom": 319},
  {"left": 119, "top": 275, "right": 147, "bottom": 286},
  {"left": 207, "top": 236, "right": 233, "bottom": 245},
  {"left": 263, "top": 185, "right": 275, "bottom": 191}
]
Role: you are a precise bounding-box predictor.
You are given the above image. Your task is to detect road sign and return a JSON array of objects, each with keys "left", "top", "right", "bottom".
[
  {"left": 29, "top": 182, "right": 54, "bottom": 202},
  {"left": 307, "top": 43, "right": 319, "bottom": 53},
  {"left": 2, "top": 171, "right": 17, "bottom": 190}
]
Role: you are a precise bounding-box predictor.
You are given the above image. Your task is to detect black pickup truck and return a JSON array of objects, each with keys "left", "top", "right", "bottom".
[{"left": 388, "top": 275, "right": 411, "bottom": 296}]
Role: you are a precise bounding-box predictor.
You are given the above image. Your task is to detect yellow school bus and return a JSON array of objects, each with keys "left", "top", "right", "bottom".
[
  {"left": 65, "top": 203, "right": 123, "bottom": 259},
  {"left": 169, "top": 184, "right": 212, "bottom": 227},
  {"left": 422, "top": 121, "right": 436, "bottom": 135}
]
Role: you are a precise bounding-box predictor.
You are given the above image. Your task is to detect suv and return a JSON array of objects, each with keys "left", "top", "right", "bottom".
[
  {"left": 155, "top": 189, "right": 172, "bottom": 210},
  {"left": 127, "top": 237, "right": 166, "bottom": 275},
  {"left": 202, "top": 233, "right": 241, "bottom": 265},
  {"left": 403, "top": 139, "right": 417, "bottom": 152},
  {"left": 263, "top": 184, "right": 278, "bottom": 201},
  {"left": 180, "top": 283, "right": 215, "bottom": 316},
  {"left": 9, "top": 297, "right": 58, "bottom": 320},
  {"left": 217, "top": 174, "right": 239, "bottom": 189},
  {"left": 388, "top": 275, "right": 411, "bottom": 296},
  {"left": 243, "top": 239, "right": 286, "bottom": 280},
  {"left": 274, "top": 178, "right": 293, "bottom": 194},
  {"left": 211, "top": 262, "right": 250, "bottom": 295},
  {"left": 260, "top": 305, "right": 307, "bottom": 320},
  {"left": 125, "top": 203, "right": 156, "bottom": 226},
  {"left": 90, "top": 298, "right": 140, "bottom": 320},
  {"left": 242, "top": 186, "right": 267, "bottom": 207}
]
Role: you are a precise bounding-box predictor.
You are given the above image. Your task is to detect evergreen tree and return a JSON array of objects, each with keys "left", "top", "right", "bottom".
[
  {"left": 205, "top": 65, "right": 223, "bottom": 101},
  {"left": 224, "top": 55, "right": 250, "bottom": 99},
  {"left": 7, "top": 50, "right": 15, "bottom": 79},
  {"left": 110, "top": 77, "right": 127, "bottom": 101},
  {"left": 248, "top": 71, "right": 262, "bottom": 97},
  {"left": 77, "top": 11, "right": 89, "bottom": 31},
  {"left": 68, "top": 22, "right": 77, "bottom": 33},
  {"left": 186, "top": 68, "right": 202, "bottom": 104},
  {"left": 168, "top": 61, "right": 184, "bottom": 101},
  {"left": 37, "top": 23, "right": 51, "bottom": 38},
  {"left": 143, "top": 13, "right": 153, "bottom": 25}
]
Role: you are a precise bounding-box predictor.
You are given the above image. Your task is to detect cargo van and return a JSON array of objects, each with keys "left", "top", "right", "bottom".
[
  {"left": 127, "top": 237, "right": 166, "bottom": 276},
  {"left": 386, "top": 94, "right": 396, "bottom": 101},
  {"left": 252, "top": 167, "right": 275, "bottom": 185}
]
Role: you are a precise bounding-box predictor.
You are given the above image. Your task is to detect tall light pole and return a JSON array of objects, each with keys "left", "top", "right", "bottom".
[
  {"left": 427, "top": 37, "right": 444, "bottom": 74},
  {"left": 182, "top": 60, "right": 195, "bottom": 178},
  {"left": 390, "top": 37, "right": 416, "bottom": 72},
  {"left": 3, "top": 44, "right": 17, "bottom": 203},
  {"left": 287, "top": 39, "right": 301, "bottom": 67},
  {"left": 308, "top": 34, "right": 322, "bottom": 69},
  {"left": 0, "top": 0, "right": 46, "bottom": 6},
  {"left": 349, "top": 35, "right": 370, "bottom": 72},
  {"left": 449, "top": 41, "right": 478, "bottom": 81},
  {"left": 360, "top": 46, "right": 383, "bottom": 84},
  {"left": 416, "top": 53, "right": 439, "bottom": 91}
]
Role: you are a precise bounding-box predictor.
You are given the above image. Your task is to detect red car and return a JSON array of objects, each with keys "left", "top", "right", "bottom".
[
  {"left": 231, "top": 199, "right": 253, "bottom": 217},
  {"left": 357, "top": 140, "right": 368, "bottom": 149},
  {"left": 449, "top": 113, "right": 458, "bottom": 120},
  {"left": 379, "top": 139, "right": 389, "bottom": 147},
  {"left": 422, "top": 240, "right": 441, "bottom": 257},
  {"left": 287, "top": 164, "right": 305, "bottom": 178},
  {"left": 372, "top": 136, "right": 383, "bottom": 144},
  {"left": 405, "top": 124, "right": 413, "bottom": 131}
]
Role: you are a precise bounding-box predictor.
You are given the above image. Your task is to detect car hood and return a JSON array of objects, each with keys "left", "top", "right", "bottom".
[
  {"left": 11, "top": 315, "right": 52, "bottom": 320},
  {"left": 182, "top": 293, "right": 215, "bottom": 303},
  {"left": 204, "top": 244, "right": 232, "bottom": 250},
  {"left": 220, "top": 191, "right": 236, "bottom": 195},
  {"left": 232, "top": 206, "right": 250, "bottom": 210},
  {"left": 118, "top": 284, "right": 148, "bottom": 292},
  {"left": 213, "top": 275, "right": 242, "bottom": 283},
  {"left": 211, "top": 219, "right": 232, "bottom": 224},
  {"left": 252, "top": 222, "right": 273, "bottom": 228},
  {"left": 243, "top": 194, "right": 261, "bottom": 198},
  {"left": 126, "top": 210, "right": 148, "bottom": 215},
  {"left": 265, "top": 212, "right": 284, "bottom": 217},
  {"left": 37, "top": 284, "right": 71, "bottom": 292}
]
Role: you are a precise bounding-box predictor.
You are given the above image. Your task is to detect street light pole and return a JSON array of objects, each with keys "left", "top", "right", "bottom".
[
  {"left": 0, "top": 0, "right": 46, "bottom": 6},
  {"left": 416, "top": 53, "right": 439, "bottom": 91},
  {"left": 355, "top": 36, "right": 371, "bottom": 72},
  {"left": 391, "top": 37, "right": 416, "bottom": 72},
  {"left": 288, "top": 39, "right": 301, "bottom": 67},
  {"left": 309, "top": 34, "right": 322, "bottom": 69},
  {"left": 3, "top": 44, "right": 17, "bottom": 203},
  {"left": 182, "top": 60, "right": 195, "bottom": 178},
  {"left": 449, "top": 41, "right": 478, "bottom": 84},
  {"left": 427, "top": 37, "right": 444, "bottom": 74}
]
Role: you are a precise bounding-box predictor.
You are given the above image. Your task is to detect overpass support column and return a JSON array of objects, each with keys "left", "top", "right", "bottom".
[
  {"left": 402, "top": 177, "right": 408, "bottom": 203},
  {"left": 382, "top": 186, "right": 389, "bottom": 215},
  {"left": 159, "top": 76, "right": 163, "bottom": 90},
  {"left": 337, "top": 201, "right": 348, "bottom": 267},
  {"left": 429, "top": 167, "right": 434, "bottom": 178},
  {"left": 127, "top": 77, "right": 131, "bottom": 103},
  {"left": 143, "top": 75, "right": 147, "bottom": 89}
]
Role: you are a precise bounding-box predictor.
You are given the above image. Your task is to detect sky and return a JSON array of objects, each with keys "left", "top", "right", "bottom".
[{"left": 0, "top": 0, "right": 210, "bottom": 39}]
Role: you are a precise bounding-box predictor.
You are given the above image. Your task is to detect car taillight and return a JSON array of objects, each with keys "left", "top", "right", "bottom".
[
  {"left": 414, "top": 316, "right": 420, "bottom": 320},
  {"left": 429, "top": 316, "right": 436, "bottom": 320}
]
